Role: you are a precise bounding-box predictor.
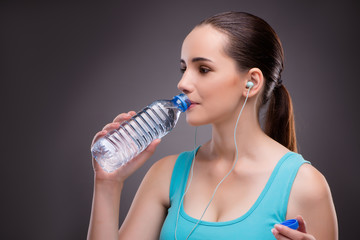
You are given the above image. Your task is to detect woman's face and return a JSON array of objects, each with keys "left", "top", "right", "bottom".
[{"left": 178, "top": 24, "right": 247, "bottom": 126}]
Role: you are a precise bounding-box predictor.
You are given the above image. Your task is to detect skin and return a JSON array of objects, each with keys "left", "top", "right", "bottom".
[{"left": 87, "top": 24, "right": 338, "bottom": 240}]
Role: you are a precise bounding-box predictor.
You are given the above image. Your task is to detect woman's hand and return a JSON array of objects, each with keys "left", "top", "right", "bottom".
[
  {"left": 272, "top": 216, "right": 316, "bottom": 240},
  {"left": 91, "top": 111, "right": 161, "bottom": 183}
]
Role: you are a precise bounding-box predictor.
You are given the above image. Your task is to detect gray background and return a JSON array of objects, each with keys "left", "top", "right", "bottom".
[{"left": 1, "top": 0, "right": 359, "bottom": 239}]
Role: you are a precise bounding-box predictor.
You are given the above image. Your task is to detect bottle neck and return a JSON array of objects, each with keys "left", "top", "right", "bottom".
[{"left": 172, "top": 94, "right": 191, "bottom": 112}]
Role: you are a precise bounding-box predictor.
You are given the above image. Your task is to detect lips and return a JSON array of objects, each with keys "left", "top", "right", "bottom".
[{"left": 189, "top": 100, "right": 199, "bottom": 109}]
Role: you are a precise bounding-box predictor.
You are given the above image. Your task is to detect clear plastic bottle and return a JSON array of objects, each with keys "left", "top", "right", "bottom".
[{"left": 91, "top": 93, "right": 191, "bottom": 172}]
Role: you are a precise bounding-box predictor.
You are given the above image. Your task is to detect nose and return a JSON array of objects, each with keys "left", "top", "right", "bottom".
[{"left": 177, "top": 72, "right": 194, "bottom": 95}]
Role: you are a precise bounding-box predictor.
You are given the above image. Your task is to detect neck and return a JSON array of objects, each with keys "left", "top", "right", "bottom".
[{"left": 209, "top": 102, "right": 267, "bottom": 162}]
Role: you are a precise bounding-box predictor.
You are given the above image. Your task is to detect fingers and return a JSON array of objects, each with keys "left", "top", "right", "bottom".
[
  {"left": 271, "top": 227, "right": 291, "bottom": 240},
  {"left": 91, "top": 122, "right": 119, "bottom": 146},
  {"left": 113, "top": 111, "right": 136, "bottom": 123},
  {"left": 272, "top": 223, "right": 315, "bottom": 240},
  {"left": 91, "top": 130, "right": 107, "bottom": 146},
  {"left": 295, "top": 215, "right": 307, "bottom": 233},
  {"left": 102, "top": 122, "right": 120, "bottom": 131},
  {"left": 92, "top": 111, "right": 136, "bottom": 147},
  {"left": 272, "top": 225, "right": 296, "bottom": 239},
  {"left": 128, "top": 111, "right": 136, "bottom": 116}
]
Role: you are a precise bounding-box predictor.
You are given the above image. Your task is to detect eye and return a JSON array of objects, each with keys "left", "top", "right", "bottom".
[
  {"left": 199, "top": 66, "right": 211, "bottom": 74},
  {"left": 180, "top": 67, "right": 186, "bottom": 73}
]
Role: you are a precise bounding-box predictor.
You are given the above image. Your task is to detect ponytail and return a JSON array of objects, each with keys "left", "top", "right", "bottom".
[
  {"left": 264, "top": 85, "right": 297, "bottom": 152},
  {"left": 199, "top": 12, "right": 297, "bottom": 151}
]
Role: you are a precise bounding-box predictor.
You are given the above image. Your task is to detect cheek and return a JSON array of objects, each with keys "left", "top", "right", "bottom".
[
  {"left": 206, "top": 76, "right": 241, "bottom": 108},
  {"left": 184, "top": 71, "right": 243, "bottom": 126},
  {"left": 209, "top": 92, "right": 240, "bottom": 118},
  {"left": 189, "top": 84, "right": 240, "bottom": 125}
]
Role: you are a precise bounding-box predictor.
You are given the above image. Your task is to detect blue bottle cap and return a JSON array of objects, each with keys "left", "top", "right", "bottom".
[
  {"left": 172, "top": 93, "right": 191, "bottom": 112},
  {"left": 280, "top": 219, "right": 299, "bottom": 230}
]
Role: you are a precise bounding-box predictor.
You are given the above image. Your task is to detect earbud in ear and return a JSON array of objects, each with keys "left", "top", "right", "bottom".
[{"left": 246, "top": 81, "right": 254, "bottom": 89}]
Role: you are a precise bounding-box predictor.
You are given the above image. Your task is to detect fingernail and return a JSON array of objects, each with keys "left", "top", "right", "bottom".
[{"left": 274, "top": 224, "right": 283, "bottom": 230}]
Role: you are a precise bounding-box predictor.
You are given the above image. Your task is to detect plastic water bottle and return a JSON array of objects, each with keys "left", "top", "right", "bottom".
[{"left": 91, "top": 93, "right": 191, "bottom": 172}]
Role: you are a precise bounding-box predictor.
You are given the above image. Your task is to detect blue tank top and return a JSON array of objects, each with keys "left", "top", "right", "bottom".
[{"left": 160, "top": 147, "right": 310, "bottom": 240}]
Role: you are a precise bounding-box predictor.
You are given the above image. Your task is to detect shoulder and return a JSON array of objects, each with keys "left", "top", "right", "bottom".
[
  {"left": 286, "top": 160, "right": 338, "bottom": 238},
  {"left": 293, "top": 163, "right": 331, "bottom": 203},
  {"left": 141, "top": 154, "right": 179, "bottom": 207},
  {"left": 148, "top": 149, "right": 195, "bottom": 176},
  {"left": 287, "top": 162, "right": 334, "bottom": 216},
  {"left": 147, "top": 154, "right": 179, "bottom": 179}
]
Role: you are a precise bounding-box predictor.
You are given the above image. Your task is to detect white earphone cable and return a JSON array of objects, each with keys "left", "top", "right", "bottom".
[
  {"left": 175, "top": 86, "right": 252, "bottom": 239},
  {"left": 174, "top": 127, "right": 197, "bottom": 240}
]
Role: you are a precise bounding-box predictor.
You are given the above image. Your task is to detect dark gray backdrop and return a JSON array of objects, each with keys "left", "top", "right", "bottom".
[{"left": 1, "top": 0, "right": 359, "bottom": 239}]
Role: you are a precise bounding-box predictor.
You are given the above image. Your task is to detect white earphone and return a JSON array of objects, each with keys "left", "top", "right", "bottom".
[{"left": 246, "top": 81, "right": 254, "bottom": 89}]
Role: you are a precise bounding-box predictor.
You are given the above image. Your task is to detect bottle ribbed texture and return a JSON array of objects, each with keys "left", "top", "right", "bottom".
[{"left": 91, "top": 94, "right": 190, "bottom": 172}]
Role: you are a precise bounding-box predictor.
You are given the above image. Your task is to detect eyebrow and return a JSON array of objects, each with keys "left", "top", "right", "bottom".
[{"left": 180, "top": 57, "right": 213, "bottom": 64}]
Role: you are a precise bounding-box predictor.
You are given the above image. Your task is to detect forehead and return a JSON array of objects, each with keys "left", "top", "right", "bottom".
[{"left": 181, "top": 25, "right": 229, "bottom": 61}]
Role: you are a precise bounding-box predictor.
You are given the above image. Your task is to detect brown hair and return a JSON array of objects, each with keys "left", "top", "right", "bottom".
[{"left": 199, "top": 12, "right": 297, "bottom": 152}]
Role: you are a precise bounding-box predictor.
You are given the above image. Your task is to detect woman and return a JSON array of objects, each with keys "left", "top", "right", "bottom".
[{"left": 87, "top": 12, "right": 338, "bottom": 240}]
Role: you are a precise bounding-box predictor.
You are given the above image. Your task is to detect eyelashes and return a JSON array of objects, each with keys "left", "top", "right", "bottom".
[
  {"left": 180, "top": 66, "right": 211, "bottom": 74},
  {"left": 199, "top": 67, "right": 210, "bottom": 73}
]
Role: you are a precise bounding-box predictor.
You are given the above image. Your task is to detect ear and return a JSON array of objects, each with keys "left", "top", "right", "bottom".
[{"left": 242, "top": 68, "right": 264, "bottom": 98}]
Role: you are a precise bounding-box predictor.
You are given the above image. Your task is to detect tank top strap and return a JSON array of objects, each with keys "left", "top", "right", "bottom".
[
  {"left": 169, "top": 147, "right": 199, "bottom": 202},
  {"left": 161, "top": 150, "right": 310, "bottom": 240},
  {"left": 256, "top": 152, "right": 311, "bottom": 222}
]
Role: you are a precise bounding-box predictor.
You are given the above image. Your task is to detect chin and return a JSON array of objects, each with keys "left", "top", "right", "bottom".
[{"left": 185, "top": 114, "right": 210, "bottom": 127}]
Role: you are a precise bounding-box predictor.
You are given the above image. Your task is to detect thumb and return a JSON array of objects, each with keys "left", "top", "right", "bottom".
[{"left": 296, "top": 215, "right": 308, "bottom": 233}]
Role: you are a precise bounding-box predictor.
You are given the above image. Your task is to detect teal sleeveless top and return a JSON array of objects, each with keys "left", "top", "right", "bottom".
[{"left": 159, "top": 148, "right": 310, "bottom": 240}]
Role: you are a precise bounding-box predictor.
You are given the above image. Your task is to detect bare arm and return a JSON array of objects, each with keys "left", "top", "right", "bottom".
[
  {"left": 118, "top": 154, "right": 177, "bottom": 239},
  {"left": 87, "top": 179, "right": 124, "bottom": 240},
  {"left": 273, "top": 164, "right": 338, "bottom": 240},
  {"left": 88, "top": 154, "right": 175, "bottom": 240},
  {"left": 87, "top": 112, "right": 165, "bottom": 240}
]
